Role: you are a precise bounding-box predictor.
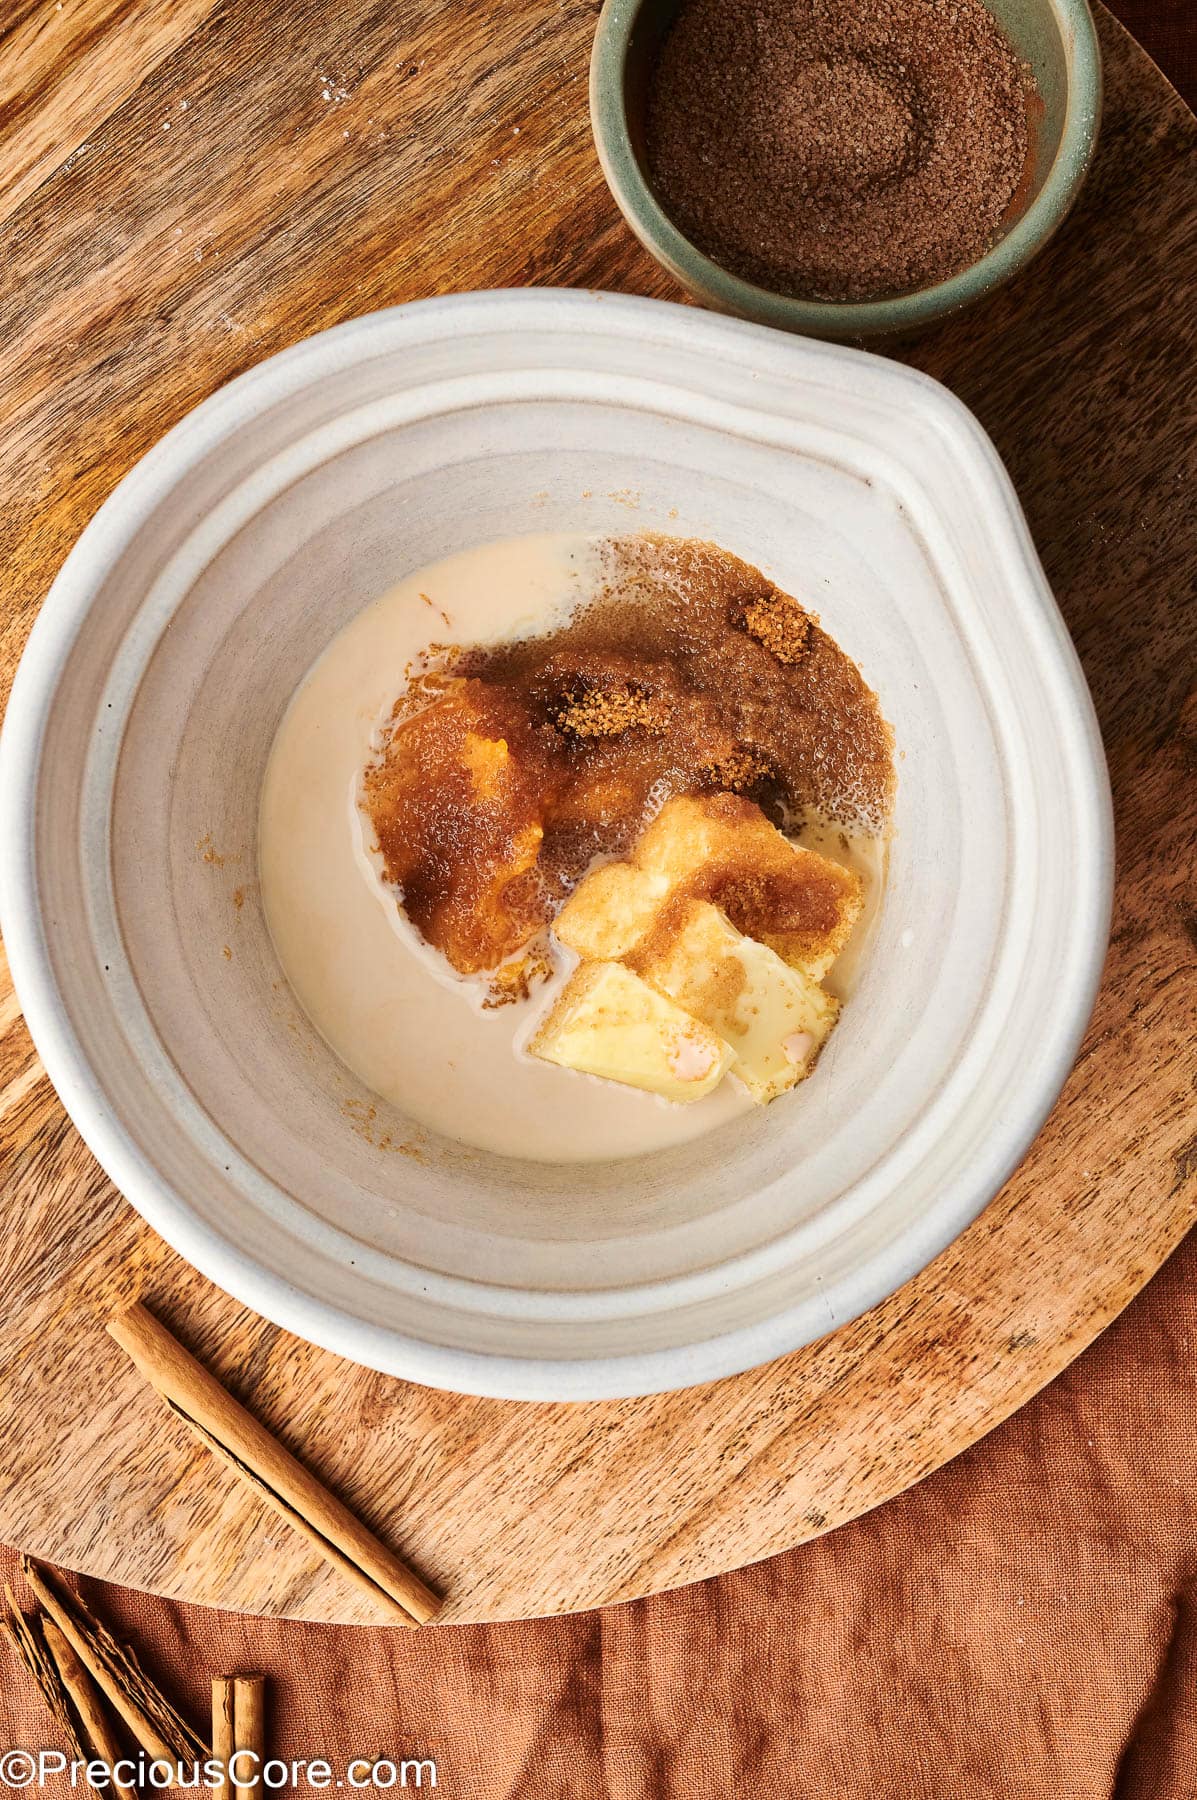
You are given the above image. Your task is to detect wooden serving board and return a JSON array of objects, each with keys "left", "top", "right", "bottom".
[{"left": 0, "top": 2, "right": 1193, "bottom": 1626}]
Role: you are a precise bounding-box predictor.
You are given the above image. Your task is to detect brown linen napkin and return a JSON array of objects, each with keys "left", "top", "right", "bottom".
[{"left": 1109, "top": 1, "right": 1195, "bottom": 103}]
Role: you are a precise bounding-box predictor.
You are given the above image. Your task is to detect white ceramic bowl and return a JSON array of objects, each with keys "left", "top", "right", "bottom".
[{"left": 0, "top": 291, "right": 1112, "bottom": 1401}]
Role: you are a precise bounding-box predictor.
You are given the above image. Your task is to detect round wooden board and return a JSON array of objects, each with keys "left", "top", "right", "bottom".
[{"left": 1, "top": 3, "right": 1194, "bottom": 1626}]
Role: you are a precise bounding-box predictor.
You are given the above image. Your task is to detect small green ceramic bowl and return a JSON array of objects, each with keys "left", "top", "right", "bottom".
[{"left": 590, "top": 0, "right": 1102, "bottom": 338}]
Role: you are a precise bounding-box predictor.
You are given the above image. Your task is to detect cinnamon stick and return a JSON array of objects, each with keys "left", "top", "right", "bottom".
[
  {"left": 107, "top": 1303, "right": 440, "bottom": 1626},
  {"left": 41, "top": 1617, "right": 130, "bottom": 1785},
  {"left": 2, "top": 1592, "right": 89, "bottom": 1764},
  {"left": 232, "top": 1677, "right": 265, "bottom": 1800},
  {"left": 212, "top": 1678, "right": 235, "bottom": 1800},
  {"left": 21, "top": 1559, "right": 206, "bottom": 1768}
]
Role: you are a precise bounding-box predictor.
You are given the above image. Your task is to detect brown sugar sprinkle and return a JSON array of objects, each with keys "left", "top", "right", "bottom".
[
  {"left": 700, "top": 747, "right": 773, "bottom": 792},
  {"left": 740, "top": 587, "right": 813, "bottom": 665},
  {"left": 557, "top": 688, "right": 672, "bottom": 737},
  {"left": 645, "top": 0, "right": 1035, "bottom": 302},
  {"left": 363, "top": 535, "right": 893, "bottom": 976}
]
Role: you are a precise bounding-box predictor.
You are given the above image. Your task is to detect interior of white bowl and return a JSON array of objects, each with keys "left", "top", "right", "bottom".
[{"left": 1, "top": 292, "right": 1111, "bottom": 1398}]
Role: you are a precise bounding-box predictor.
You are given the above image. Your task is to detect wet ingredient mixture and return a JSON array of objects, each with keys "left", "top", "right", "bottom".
[
  {"left": 644, "top": 0, "right": 1036, "bottom": 301},
  {"left": 363, "top": 535, "right": 892, "bottom": 983}
]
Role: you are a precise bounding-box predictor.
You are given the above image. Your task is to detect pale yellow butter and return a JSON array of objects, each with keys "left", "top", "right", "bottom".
[
  {"left": 635, "top": 900, "right": 840, "bottom": 1103},
  {"left": 632, "top": 795, "right": 863, "bottom": 980},
  {"left": 553, "top": 861, "right": 671, "bottom": 962},
  {"left": 528, "top": 960, "right": 733, "bottom": 1103}
]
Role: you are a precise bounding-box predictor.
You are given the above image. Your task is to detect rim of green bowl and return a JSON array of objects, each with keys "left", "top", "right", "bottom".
[{"left": 589, "top": 0, "right": 1103, "bottom": 337}]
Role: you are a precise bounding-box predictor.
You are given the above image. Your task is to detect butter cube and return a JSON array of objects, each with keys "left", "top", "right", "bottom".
[
  {"left": 553, "top": 861, "right": 670, "bottom": 962},
  {"left": 632, "top": 794, "right": 862, "bottom": 980},
  {"left": 633, "top": 794, "right": 750, "bottom": 884},
  {"left": 528, "top": 960, "right": 733, "bottom": 1102},
  {"left": 634, "top": 900, "right": 839, "bottom": 1103}
]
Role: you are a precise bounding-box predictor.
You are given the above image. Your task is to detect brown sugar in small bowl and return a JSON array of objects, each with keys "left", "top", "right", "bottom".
[{"left": 590, "top": 0, "right": 1102, "bottom": 339}]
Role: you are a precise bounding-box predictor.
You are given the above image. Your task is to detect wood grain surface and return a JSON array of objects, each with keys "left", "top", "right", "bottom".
[{"left": 0, "top": 1, "right": 1194, "bottom": 1626}]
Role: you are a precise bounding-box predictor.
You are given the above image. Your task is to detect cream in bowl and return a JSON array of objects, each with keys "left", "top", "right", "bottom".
[
  {"left": 0, "top": 292, "right": 1112, "bottom": 1399},
  {"left": 260, "top": 533, "right": 892, "bottom": 1160}
]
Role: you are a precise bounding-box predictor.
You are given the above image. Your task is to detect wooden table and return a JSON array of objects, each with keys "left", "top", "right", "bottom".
[{"left": 1, "top": 3, "right": 1194, "bottom": 1625}]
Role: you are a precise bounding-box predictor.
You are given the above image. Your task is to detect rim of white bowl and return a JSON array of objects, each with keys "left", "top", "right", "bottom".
[{"left": 0, "top": 290, "right": 1114, "bottom": 1401}]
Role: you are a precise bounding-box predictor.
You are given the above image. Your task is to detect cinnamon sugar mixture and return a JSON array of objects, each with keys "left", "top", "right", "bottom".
[
  {"left": 645, "top": 0, "right": 1035, "bottom": 301},
  {"left": 362, "top": 536, "right": 892, "bottom": 979}
]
